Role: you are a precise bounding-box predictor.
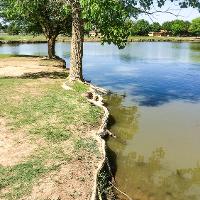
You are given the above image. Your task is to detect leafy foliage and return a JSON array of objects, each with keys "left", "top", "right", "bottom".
[
  {"left": 2, "top": 0, "right": 72, "bottom": 37},
  {"left": 171, "top": 20, "right": 191, "bottom": 36},
  {"left": 189, "top": 17, "right": 200, "bottom": 36},
  {"left": 131, "top": 19, "right": 150, "bottom": 36},
  {"left": 150, "top": 22, "right": 161, "bottom": 32},
  {"left": 81, "top": 0, "right": 131, "bottom": 48},
  {"left": 162, "top": 21, "right": 173, "bottom": 32}
]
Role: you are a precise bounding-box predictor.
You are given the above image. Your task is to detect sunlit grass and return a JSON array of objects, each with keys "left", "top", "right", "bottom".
[
  {"left": 0, "top": 78, "right": 102, "bottom": 199},
  {"left": 0, "top": 34, "right": 46, "bottom": 42}
]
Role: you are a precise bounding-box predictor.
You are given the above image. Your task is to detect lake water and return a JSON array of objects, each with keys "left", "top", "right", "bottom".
[{"left": 1, "top": 42, "right": 200, "bottom": 200}]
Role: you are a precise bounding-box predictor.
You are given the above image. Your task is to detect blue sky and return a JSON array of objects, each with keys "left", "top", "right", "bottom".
[{"left": 138, "top": 2, "right": 200, "bottom": 24}]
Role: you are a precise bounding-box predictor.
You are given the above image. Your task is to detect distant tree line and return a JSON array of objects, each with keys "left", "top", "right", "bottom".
[
  {"left": 129, "top": 18, "right": 200, "bottom": 37},
  {"left": 2, "top": 17, "right": 199, "bottom": 38}
]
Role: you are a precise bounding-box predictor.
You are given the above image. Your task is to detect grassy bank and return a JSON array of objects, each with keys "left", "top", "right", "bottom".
[
  {"left": 0, "top": 35, "right": 47, "bottom": 43},
  {"left": 128, "top": 36, "right": 200, "bottom": 42},
  {"left": 0, "top": 34, "right": 199, "bottom": 44},
  {"left": 0, "top": 65, "right": 103, "bottom": 199}
]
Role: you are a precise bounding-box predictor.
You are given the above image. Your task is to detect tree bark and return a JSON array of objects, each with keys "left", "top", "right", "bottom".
[
  {"left": 69, "top": 0, "right": 84, "bottom": 81},
  {"left": 48, "top": 36, "right": 56, "bottom": 59}
]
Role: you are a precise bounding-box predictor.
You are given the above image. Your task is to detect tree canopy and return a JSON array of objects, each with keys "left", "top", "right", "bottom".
[
  {"left": 170, "top": 20, "right": 191, "bottom": 36},
  {"left": 127, "top": 19, "right": 200, "bottom": 37},
  {"left": 150, "top": 22, "right": 161, "bottom": 32},
  {"left": 131, "top": 19, "right": 150, "bottom": 36},
  {"left": 189, "top": 17, "right": 200, "bottom": 36},
  {"left": 2, "top": 0, "right": 72, "bottom": 58}
]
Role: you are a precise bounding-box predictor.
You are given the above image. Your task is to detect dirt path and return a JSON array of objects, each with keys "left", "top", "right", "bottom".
[{"left": 0, "top": 56, "right": 66, "bottom": 77}]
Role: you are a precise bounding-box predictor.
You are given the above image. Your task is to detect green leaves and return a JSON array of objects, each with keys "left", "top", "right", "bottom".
[
  {"left": 189, "top": 17, "right": 200, "bottom": 36},
  {"left": 2, "top": 0, "right": 72, "bottom": 36},
  {"left": 171, "top": 20, "right": 191, "bottom": 36},
  {"left": 150, "top": 22, "right": 161, "bottom": 32},
  {"left": 131, "top": 19, "right": 150, "bottom": 36},
  {"left": 82, "top": 0, "right": 130, "bottom": 48}
]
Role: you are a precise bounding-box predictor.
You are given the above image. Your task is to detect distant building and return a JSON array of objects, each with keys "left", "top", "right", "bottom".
[
  {"left": 88, "top": 30, "right": 101, "bottom": 38},
  {"left": 148, "top": 30, "right": 169, "bottom": 37},
  {"left": 89, "top": 31, "right": 97, "bottom": 37}
]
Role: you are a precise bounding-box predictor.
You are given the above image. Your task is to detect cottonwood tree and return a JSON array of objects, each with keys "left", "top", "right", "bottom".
[
  {"left": 131, "top": 19, "right": 150, "bottom": 35},
  {"left": 66, "top": 0, "right": 131, "bottom": 81},
  {"left": 62, "top": 0, "right": 200, "bottom": 82},
  {"left": 2, "top": 0, "right": 72, "bottom": 59},
  {"left": 189, "top": 17, "right": 200, "bottom": 36},
  {"left": 150, "top": 22, "right": 161, "bottom": 32},
  {"left": 171, "top": 20, "right": 191, "bottom": 36}
]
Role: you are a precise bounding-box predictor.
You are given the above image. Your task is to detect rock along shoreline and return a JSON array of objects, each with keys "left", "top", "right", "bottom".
[{"left": 63, "top": 81, "right": 115, "bottom": 200}]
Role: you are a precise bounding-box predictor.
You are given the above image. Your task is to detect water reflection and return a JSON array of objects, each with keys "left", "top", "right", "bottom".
[
  {"left": 189, "top": 43, "right": 200, "bottom": 63},
  {"left": 106, "top": 94, "right": 138, "bottom": 146},
  {"left": 83, "top": 43, "right": 200, "bottom": 107},
  {"left": 100, "top": 61, "right": 200, "bottom": 107},
  {"left": 116, "top": 147, "right": 200, "bottom": 200},
  {"left": 107, "top": 94, "right": 200, "bottom": 200}
]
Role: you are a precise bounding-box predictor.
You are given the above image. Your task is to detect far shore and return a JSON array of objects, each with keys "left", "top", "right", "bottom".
[{"left": 0, "top": 34, "right": 200, "bottom": 44}]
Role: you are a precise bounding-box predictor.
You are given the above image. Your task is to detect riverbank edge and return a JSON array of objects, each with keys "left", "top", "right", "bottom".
[
  {"left": 1, "top": 36, "right": 200, "bottom": 44},
  {"left": 0, "top": 55, "right": 112, "bottom": 199},
  {"left": 63, "top": 81, "right": 114, "bottom": 200}
]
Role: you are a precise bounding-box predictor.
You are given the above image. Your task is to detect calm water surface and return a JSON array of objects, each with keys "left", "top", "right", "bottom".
[{"left": 1, "top": 42, "right": 200, "bottom": 200}]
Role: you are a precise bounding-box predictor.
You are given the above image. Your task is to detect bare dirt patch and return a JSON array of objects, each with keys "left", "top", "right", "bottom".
[
  {"left": 23, "top": 159, "right": 100, "bottom": 200},
  {"left": 0, "top": 118, "right": 44, "bottom": 167},
  {"left": 0, "top": 56, "right": 66, "bottom": 77}
]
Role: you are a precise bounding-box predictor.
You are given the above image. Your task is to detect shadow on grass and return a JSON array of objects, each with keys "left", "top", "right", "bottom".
[
  {"left": 0, "top": 54, "right": 44, "bottom": 58},
  {"left": 12, "top": 54, "right": 43, "bottom": 58},
  {"left": 21, "top": 71, "right": 68, "bottom": 79},
  {"left": 1, "top": 71, "right": 69, "bottom": 79}
]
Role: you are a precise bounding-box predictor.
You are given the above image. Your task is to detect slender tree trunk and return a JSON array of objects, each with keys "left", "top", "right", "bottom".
[
  {"left": 48, "top": 36, "right": 56, "bottom": 59},
  {"left": 69, "top": 0, "right": 84, "bottom": 81}
]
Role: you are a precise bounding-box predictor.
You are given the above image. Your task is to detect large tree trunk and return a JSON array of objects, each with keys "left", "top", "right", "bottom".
[
  {"left": 48, "top": 36, "right": 56, "bottom": 59},
  {"left": 69, "top": 0, "right": 84, "bottom": 81}
]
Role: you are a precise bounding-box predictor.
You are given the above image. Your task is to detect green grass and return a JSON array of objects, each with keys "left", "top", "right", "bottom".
[
  {"left": 30, "top": 125, "right": 71, "bottom": 142},
  {"left": 0, "top": 160, "right": 48, "bottom": 199},
  {"left": 128, "top": 36, "right": 200, "bottom": 42},
  {"left": 0, "top": 34, "right": 71, "bottom": 43},
  {"left": 74, "top": 137, "right": 99, "bottom": 154},
  {"left": 0, "top": 159, "right": 57, "bottom": 200},
  {"left": 0, "top": 34, "right": 47, "bottom": 42},
  {"left": 0, "top": 145, "right": 69, "bottom": 200},
  {"left": 0, "top": 79, "right": 102, "bottom": 135},
  {"left": 0, "top": 78, "right": 102, "bottom": 199},
  {"left": 0, "top": 54, "right": 15, "bottom": 58}
]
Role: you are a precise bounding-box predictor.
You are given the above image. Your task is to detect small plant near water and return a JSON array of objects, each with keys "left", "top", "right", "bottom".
[{"left": 97, "top": 170, "right": 115, "bottom": 199}]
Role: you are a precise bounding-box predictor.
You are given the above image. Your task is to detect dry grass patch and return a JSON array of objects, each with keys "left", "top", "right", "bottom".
[
  {"left": 0, "top": 118, "right": 41, "bottom": 167},
  {"left": 0, "top": 76, "right": 103, "bottom": 200},
  {"left": 0, "top": 56, "right": 66, "bottom": 77}
]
